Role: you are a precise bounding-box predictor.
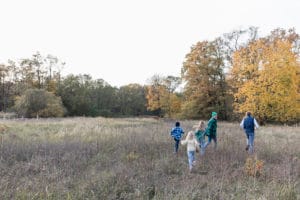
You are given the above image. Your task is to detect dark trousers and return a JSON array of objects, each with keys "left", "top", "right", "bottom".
[{"left": 174, "top": 138, "right": 180, "bottom": 153}]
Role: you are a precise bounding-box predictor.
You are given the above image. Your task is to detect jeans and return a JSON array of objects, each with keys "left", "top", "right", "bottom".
[
  {"left": 246, "top": 132, "right": 255, "bottom": 153},
  {"left": 174, "top": 138, "right": 180, "bottom": 153},
  {"left": 198, "top": 139, "right": 206, "bottom": 156},
  {"left": 203, "top": 135, "right": 217, "bottom": 152},
  {"left": 187, "top": 151, "right": 195, "bottom": 170}
]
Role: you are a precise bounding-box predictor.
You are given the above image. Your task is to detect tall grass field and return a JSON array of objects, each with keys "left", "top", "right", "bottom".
[{"left": 0, "top": 117, "right": 299, "bottom": 199}]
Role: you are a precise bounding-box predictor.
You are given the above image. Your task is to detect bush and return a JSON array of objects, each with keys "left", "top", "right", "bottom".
[{"left": 14, "top": 89, "right": 65, "bottom": 118}]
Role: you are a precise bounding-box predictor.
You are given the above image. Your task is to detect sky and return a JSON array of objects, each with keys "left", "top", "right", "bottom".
[{"left": 0, "top": 0, "right": 299, "bottom": 87}]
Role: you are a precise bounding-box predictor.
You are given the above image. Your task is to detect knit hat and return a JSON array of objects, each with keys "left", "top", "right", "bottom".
[{"left": 212, "top": 112, "right": 217, "bottom": 117}]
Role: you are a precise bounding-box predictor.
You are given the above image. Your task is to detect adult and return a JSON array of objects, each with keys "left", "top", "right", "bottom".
[{"left": 240, "top": 111, "right": 259, "bottom": 154}]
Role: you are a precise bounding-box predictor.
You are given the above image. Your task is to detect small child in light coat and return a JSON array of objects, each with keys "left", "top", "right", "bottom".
[{"left": 181, "top": 131, "right": 199, "bottom": 172}]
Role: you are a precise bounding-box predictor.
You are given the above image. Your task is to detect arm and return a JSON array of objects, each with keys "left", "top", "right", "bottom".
[
  {"left": 240, "top": 119, "right": 244, "bottom": 128},
  {"left": 254, "top": 118, "right": 259, "bottom": 129},
  {"left": 206, "top": 119, "right": 213, "bottom": 135},
  {"left": 195, "top": 130, "right": 200, "bottom": 138},
  {"left": 181, "top": 139, "right": 187, "bottom": 145},
  {"left": 170, "top": 128, "right": 174, "bottom": 136}
]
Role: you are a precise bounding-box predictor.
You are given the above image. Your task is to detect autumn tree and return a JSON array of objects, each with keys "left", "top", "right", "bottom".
[
  {"left": 181, "top": 40, "right": 228, "bottom": 119},
  {"left": 146, "top": 75, "right": 182, "bottom": 117},
  {"left": 146, "top": 75, "right": 163, "bottom": 116},
  {"left": 44, "top": 54, "right": 65, "bottom": 93},
  {"left": 229, "top": 29, "right": 300, "bottom": 123}
]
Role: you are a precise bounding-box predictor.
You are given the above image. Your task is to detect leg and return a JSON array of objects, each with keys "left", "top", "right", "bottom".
[
  {"left": 203, "top": 136, "right": 212, "bottom": 149},
  {"left": 245, "top": 132, "right": 250, "bottom": 151},
  {"left": 174, "top": 138, "right": 180, "bottom": 153},
  {"left": 187, "top": 151, "right": 195, "bottom": 171},
  {"left": 200, "top": 140, "right": 205, "bottom": 155},
  {"left": 248, "top": 132, "right": 255, "bottom": 154},
  {"left": 212, "top": 136, "right": 217, "bottom": 149}
]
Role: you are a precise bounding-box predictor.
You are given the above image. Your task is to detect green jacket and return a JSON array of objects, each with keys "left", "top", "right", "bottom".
[
  {"left": 195, "top": 129, "right": 206, "bottom": 142},
  {"left": 206, "top": 117, "right": 217, "bottom": 137}
]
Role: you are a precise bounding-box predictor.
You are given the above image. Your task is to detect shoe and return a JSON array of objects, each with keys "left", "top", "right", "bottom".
[{"left": 245, "top": 145, "right": 249, "bottom": 151}]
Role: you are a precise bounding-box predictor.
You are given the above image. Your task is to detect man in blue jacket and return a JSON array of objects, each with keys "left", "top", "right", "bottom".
[{"left": 240, "top": 111, "right": 259, "bottom": 154}]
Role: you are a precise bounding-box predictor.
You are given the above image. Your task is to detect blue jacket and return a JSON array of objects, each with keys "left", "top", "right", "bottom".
[
  {"left": 243, "top": 116, "right": 254, "bottom": 134},
  {"left": 171, "top": 127, "right": 184, "bottom": 140}
]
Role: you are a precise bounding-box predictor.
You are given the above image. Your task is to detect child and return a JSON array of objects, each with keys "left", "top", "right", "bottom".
[
  {"left": 194, "top": 120, "right": 206, "bottom": 155},
  {"left": 170, "top": 121, "right": 185, "bottom": 154},
  {"left": 181, "top": 131, "right": 199, "bottom": 172},
  {"left": 203, "top": 112, "right": 218, "bottom": 150}
]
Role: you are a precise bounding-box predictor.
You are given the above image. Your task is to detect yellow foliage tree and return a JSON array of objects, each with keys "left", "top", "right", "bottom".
[
  {"left": 230, "top": 38, "right": 300, "bottom": 123},
  {"left": 146, "top": 75, "right": 182, "bottom": 117}
]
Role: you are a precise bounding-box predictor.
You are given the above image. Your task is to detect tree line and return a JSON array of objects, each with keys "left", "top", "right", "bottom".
[{"left": 0, "top": 27, "right": 299, "bottom": 123}]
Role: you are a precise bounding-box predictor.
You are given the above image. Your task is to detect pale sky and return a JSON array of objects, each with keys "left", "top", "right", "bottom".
[{"left": 0, "top": 0, "right": 299, "bottom": 87}]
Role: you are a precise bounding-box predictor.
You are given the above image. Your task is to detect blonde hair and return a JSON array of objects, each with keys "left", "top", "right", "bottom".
[
  {"left": 195, "top": 120, "right": 205, "bottom": 131},
  {"left": 186, "top": 131, "right": 194, "bottom": 140}
]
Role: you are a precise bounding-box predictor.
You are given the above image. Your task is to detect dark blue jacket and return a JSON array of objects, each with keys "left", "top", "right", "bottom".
[{"left": 244, "top": 116, "right": 254, "bottom": 134}]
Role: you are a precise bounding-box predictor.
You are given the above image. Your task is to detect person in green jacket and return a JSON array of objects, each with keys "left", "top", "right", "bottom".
[
  {"left": 203, "top": 112, "right": 218, "bottom": 150},
  {"left": 194, "top": 120, "right": 206, "bottom": 155}
]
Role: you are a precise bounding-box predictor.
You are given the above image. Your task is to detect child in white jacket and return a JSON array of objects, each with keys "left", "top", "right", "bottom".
[{"left": 181, "top": 131, "right": 199, "bottom": 172}]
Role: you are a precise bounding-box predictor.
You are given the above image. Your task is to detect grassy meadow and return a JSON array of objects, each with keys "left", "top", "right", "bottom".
[{"left": 0, "top": 117, "right": 299, "bottom": 199}]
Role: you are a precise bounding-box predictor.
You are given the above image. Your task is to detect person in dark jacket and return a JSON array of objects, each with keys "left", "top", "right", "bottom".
[
  {"left": 240, "top": 111, "right": 259, "bottom": 154},
  {"left": 203, "top": 112, "right": 218, "bottom": 151}
]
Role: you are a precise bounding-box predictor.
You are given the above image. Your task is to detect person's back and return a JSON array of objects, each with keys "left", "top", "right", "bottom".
[
  {"left": 243, "top": 116, "right": 254, "bottom": 134},
  {"left": 206, "top": 116, "right": 217, "bottom": 137},
  {"left": 194, "top": 120, "right": 206, "bottom": 143},
  {"left": 195, "top": 129, "right": 205, "bottom": 142},
  {"left": 203, "top": 112, "right": 218, "bottom": 151},
  {"left": 240, "top": 112, "right": 259, "bottom": 154},
  {"left": 171, "top": 125, "right": 184, "bottom": 140},
  {"left": 170, "top": 121, "right": 184, "bottom": 154},
  {"left": 181, "top": 131, "right": 199, "bottom": 172}
]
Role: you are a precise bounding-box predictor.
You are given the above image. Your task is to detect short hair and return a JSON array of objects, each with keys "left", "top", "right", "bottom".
[
  {"left": 246, "top": 111, "right": 251, "bottom": 116},
  {"left": 175, "top": 121, "right": 180, "bottom": 127}
]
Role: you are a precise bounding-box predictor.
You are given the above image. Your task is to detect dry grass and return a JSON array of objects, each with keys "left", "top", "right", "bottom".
[{"left": 0, "top": 118, "right": 299, "bottom": 199}]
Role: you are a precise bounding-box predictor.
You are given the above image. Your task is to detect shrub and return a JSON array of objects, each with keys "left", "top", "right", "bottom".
[{"left": 244, "top": 156, "right": 264, "bottom": 177}]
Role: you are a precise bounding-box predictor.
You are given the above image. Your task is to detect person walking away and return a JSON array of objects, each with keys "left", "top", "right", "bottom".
[
  {"left": 170, "top": 121, "right": 185, "bottom": 154},
  {"left": 203, "top": 112, "right": 218, "bottom": 151},
  {"left": 194, "top": 120, "right": 206, "bottom": 155},
  {"left": 240, "top": 111, "right": 259, "bottom": 154},
  {"left": 181, "top": 131, "right": 199, "bottom": 172}
]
